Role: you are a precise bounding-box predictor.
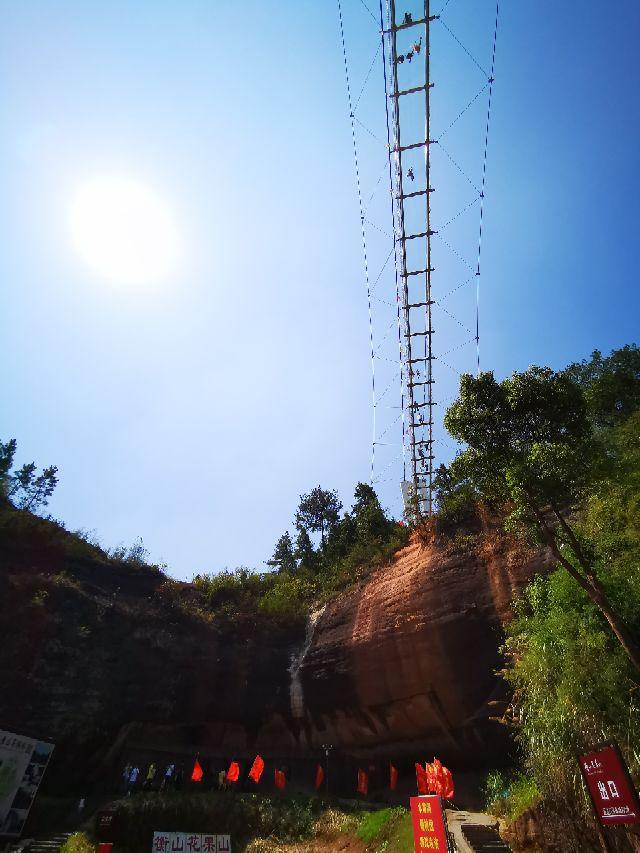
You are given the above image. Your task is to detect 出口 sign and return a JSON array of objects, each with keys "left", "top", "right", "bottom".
[
  {"left": 152, "top": 833, "right": 231, "bottom": 852},
  {"left": 409, "top": 795, "right": 448, "bottom": 851},
  {"left": 579, "top": 743, "right": 640, "bottom": 826}
]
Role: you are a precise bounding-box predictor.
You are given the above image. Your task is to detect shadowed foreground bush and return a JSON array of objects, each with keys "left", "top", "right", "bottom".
[{"left": 111, "top": 792, "right": 317, "bottom": 851}]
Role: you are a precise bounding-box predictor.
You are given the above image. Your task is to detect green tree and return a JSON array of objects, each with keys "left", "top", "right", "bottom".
[
  {"left": 0, "top": 438, "right": 58, "bottom": 512},
  {"left": 564, "top": 344, "right": 640, "bottom": 427},
  {"left": 295, "top": 486, "right": 342, "bottom": 548},
  {"left": 351, "top": 483, "right": 390, "bottom": 540},
  {"left": 267, "top": 532, "right": 297, "bottom": 573},
  {"left": 294, "top": 527, "right": 318, "bottom": 572},
  {"left": 444, "top": 367, "right": 640, "bottom": 671}
]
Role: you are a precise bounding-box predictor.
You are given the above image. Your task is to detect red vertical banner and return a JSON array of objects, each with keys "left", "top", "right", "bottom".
[
  {"left": 390, "top": 763, "right": 398, "bottom": 791},
  {"left": 248, "top": 755, "right": 265, "bottom": 783},
  {"left": 274, "top": 769, "right": 286, "bottom": 790},
  {"left": 226, "top": 761, "right": 240, "bottom": 783},
  {"left": 410, "top": 795, "right": 448, "bottom": 852},
  {"left": 191, "top": 759, "right": 203, "bottom": 782},
  {"left": 314, "top": 764, "right": 325, "bottom": 790},
  {"left": 357, "top": 768, "right": 368, "bottom": 796}
]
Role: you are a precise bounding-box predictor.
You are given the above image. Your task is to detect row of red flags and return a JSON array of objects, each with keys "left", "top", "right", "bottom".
[{"left": 190, "top": 756, "right": 454, "bottom": 798}]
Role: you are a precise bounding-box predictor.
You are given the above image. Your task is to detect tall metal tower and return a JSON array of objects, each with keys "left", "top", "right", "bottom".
[{"left": 382, "top": 1, "right": 438, "bottom": 517}]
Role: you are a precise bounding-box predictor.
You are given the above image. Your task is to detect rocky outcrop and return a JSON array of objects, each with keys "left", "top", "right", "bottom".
[
  {"left": 294, "top": 521, "right": 551, "bottom": 763},
  {"left": 0, "top": 511, "right": 551, "bottom": 785}
]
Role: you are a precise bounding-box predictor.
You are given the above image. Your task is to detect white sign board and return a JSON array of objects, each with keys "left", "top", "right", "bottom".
[
  {"left": 152, "top": 832, "right": 231, "bottom": 853},
  {"left": 0, "top": 729, "right": 54, "bottom": 838}
]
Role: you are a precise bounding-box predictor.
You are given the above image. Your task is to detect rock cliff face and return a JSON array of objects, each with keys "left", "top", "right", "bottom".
[
  {"left": 294, "top": 522, "right": 551, "bottom": 763},
  {"left": 0, "top": 511, "right": 551, "bottom": 783}
]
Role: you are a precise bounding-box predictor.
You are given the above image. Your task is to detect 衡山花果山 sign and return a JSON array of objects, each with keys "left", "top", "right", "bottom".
[
  {"left": 579, "top": 743, "right": 640, "bottom": 826},
  {"left": 409, "top": 796, "right": 448, "bottom": 851},
  {"left": 152, "top": 832, "right": 231, "bottom": 852}
]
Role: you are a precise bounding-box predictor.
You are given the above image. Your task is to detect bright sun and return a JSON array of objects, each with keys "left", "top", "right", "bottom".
[{"left": 70, "top": 176, "right": 179, "bottom": 284}]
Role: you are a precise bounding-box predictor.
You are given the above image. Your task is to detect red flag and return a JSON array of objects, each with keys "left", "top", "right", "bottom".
[
  {"left": 314, "top": 764, "right": 325, "bottom": 790},
  {"left": 248, "top": 755, "right": 265, "bottom": 784},
  {"left": 415, "top": 762, "right": 429, "bottom": 795},
  {"left": 441, "top": 765, "right": 454, "bottom": 800},
  {"left": 191, "top": 759, "right": 203, "bottom": 782},
  {"left": 226, "top": 761, "right": 240, "bottom": 783},
  {"left": 274, "top": 769, "right": 286, "bottom": 791},
  {"left": 390, "top": 763, "right": 398, "bottom": 791},
  {"left": 425, "top": 761, "right": 441, "bottom": 795},
  {"left": 357, "top": 768, "right": 368, "bottom": 796}
]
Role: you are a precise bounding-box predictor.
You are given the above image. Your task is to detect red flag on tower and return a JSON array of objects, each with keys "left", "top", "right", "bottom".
[
  {"left": 390, "top": 763, "right": 398, "bottom": 791},
  {"left": 357, "top": 768, "right": 368, "bottom": 796},
  {"left": 248, "top": 755, "right": 265, "bottom": 784},
  {"left": 226, "top": 761, "right": 240, "bottom": 783},
  {"left": 191, "top": 759, "right": 203, "bottom": 782},
  {"left": 314, "top": 764, "right": 325, "bottom": 790},
  {"left": 274, "top": 769, "right": 286, "bottom": 791}
]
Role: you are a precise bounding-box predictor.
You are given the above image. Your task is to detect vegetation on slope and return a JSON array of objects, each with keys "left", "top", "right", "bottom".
[{"left": 437, "top": 344, "right": 640, "bottom": 831}]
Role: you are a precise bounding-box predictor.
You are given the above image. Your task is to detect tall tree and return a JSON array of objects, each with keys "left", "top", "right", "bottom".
[
  {"left": 294, "top": 527, "right": 318, "bottom": 572},
  {"left": 267, "top": 532, "right": 297, "bottom": 573},
  {"left": 295, "top": 486, "right": 342, "bottom": 548},
  {"left": 351, "top": 483, "right": 390, "bottom": 539},
  {"left": 444, "top": 367, "right": 640, "bottom": 672},
  {"left": 0, "top": 438, "right": 58, "bottom": 512}
]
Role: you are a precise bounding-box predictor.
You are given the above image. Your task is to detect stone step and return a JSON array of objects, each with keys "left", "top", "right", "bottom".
[{"left": 462, "top": 823, "right": 512, "bottom": 851}]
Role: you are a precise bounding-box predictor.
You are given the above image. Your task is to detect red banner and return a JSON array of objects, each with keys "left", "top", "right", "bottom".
[
  {"left": 390, "top": 764, "right": 398, "bottom": 791},
  {"left": 314, "top": 764, "right": 325, "bottom": 790},
  {"left": 191, "top": 759, "right": 203, "bottom": 783},
  {"left": 248, "top": 755, "right": 265, "bottom": 784},
  {"left": 410, "top": 795, "right": 448, "bottom": 852},
  {"left": 274, "top": 769, "right": 286, "bottom": 791},
  {"left": 357, "top": 768, "right": 368, "bottom": 796},
  {"left": 226, "top": 761, "right": 240, "bottom": 783},
  {"left": 579, "top": 744, "right": 640, "bottom": 826}
]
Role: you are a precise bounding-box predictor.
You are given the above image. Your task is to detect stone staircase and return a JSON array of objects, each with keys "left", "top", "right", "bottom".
[
  {"left": 9, "top": 834, "right": 72, "bottom": 853},
  {"left": 461, "top": 823, "right": 512, "bottom": 851}
]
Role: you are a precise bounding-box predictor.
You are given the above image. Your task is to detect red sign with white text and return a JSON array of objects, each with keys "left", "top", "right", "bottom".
[
  {"left": 579, "top": 744, "right": 640, "bottom": 826},
  {"left": 409, "top": 795, "right": 448, "bottom": 851}
]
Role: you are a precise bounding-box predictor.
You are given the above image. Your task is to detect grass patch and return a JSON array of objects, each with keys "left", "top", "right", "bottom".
[{"left": 353, "top": 807, "right": 412, "bottom": 852}]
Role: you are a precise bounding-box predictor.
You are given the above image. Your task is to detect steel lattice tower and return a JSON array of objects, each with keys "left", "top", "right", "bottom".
[{"left": 382, "top": 0, "right": 438, "bottom": 517}]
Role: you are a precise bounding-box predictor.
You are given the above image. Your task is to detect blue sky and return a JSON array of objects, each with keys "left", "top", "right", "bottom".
[{"left": 1, "top": 1, "right": 638, "bottom": 579}]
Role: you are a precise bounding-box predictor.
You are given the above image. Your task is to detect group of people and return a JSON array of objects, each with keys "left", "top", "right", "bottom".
[
  {"left": 121, "top": 762, "right": 230, "bottom": 796},
  {"left": 122, "top": 762, "right": 182, "bottom": 795}
]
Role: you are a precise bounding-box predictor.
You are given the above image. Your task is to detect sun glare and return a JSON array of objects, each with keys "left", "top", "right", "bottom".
[{"left": 69, "top": 177, "right": 179, "bottom": 285}]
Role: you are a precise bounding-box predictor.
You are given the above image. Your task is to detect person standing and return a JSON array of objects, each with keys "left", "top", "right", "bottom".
[
  {"left": 161, "top": 763, "right": 175, "bottom": 791},
  {"left": 127, "top": 765, "right": 140, "bottom": 796},
  {"left": 144, "top": 763, "right": 157, "bottom": 790}
]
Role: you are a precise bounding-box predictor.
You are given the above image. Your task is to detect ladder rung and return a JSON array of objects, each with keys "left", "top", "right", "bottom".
[
  {"left": 410, "top": 402, "right": 431, "bottom": 409},
  {"left": 401, "top": 230, "right": 437, "bottom": 241},
  {"left": 407, "top": 330, "right": 435, "bottom": 337},
  {"left": 407, "top": 301, "right": 435, "bottom": 309},
  {"left": 405, "top": 268, "right": 434, "bottom": 277},
  {"left": 391, "top": 83, "right": 434, "bottom": 99},
  {"left": 392, "top": 140, "right": 436, "bottom": 153},
  {"left": 408, "top": 380, "right": 434, "bottom": 387},
  {"left": 383, "top": 14, "right": 439, "bottom": 33},
  {"left": 408, "top": 356, "right": 432, "bottom": 364},
  {"left": 400, "top": 188, "right": 435, "bottom": 200},
  {"left": 415, "top": 437, "right": 434, "bottom": 444}
]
